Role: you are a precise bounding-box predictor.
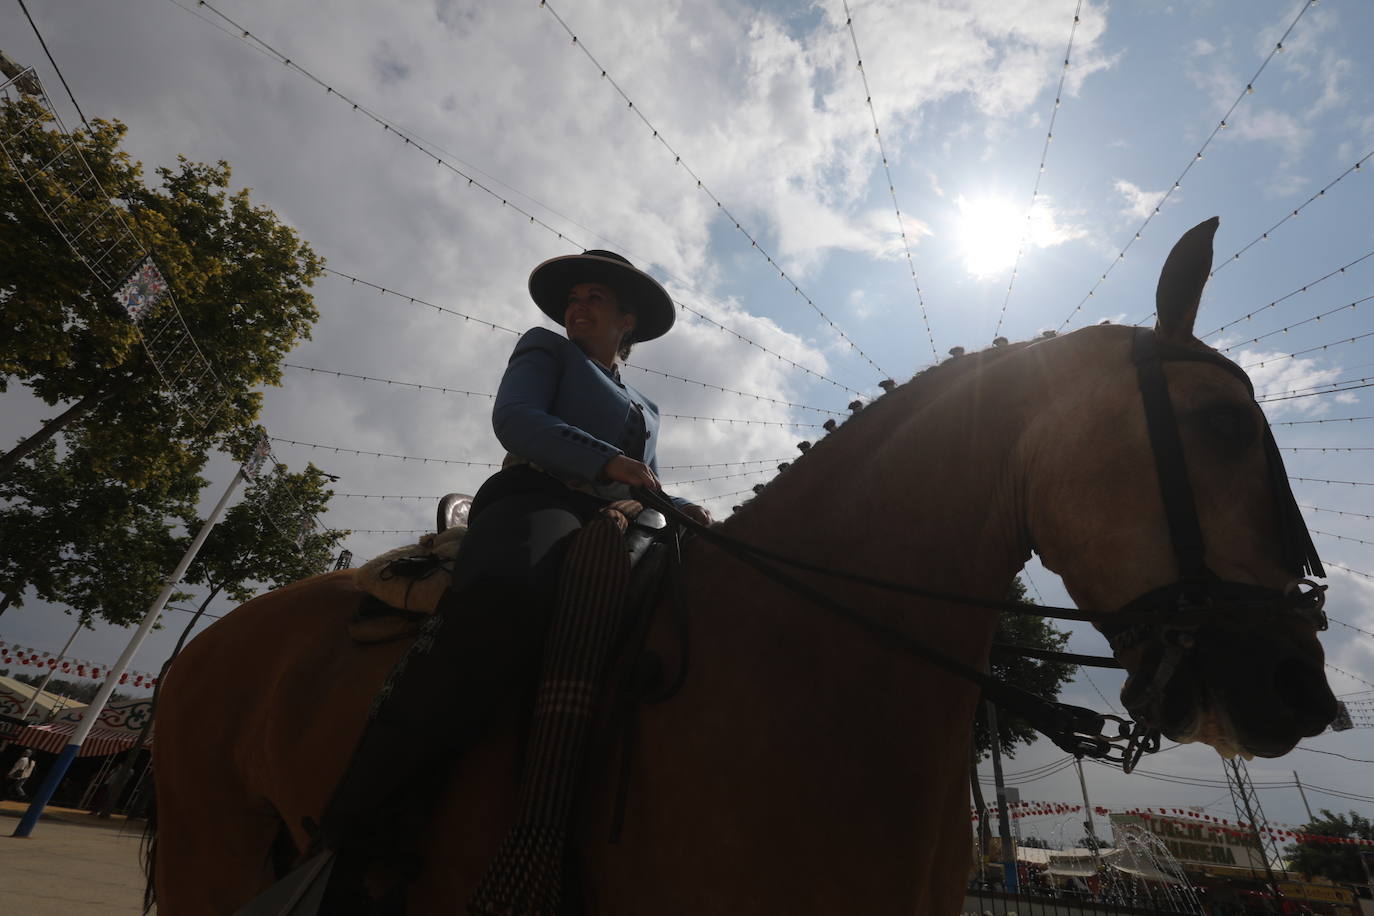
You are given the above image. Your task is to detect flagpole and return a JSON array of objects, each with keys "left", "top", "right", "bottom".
[{"left": 12, "top": 468, "right": 245, "bottom": 837}]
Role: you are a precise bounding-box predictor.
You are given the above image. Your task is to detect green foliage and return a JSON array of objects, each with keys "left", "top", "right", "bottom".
[
  {"left": 0, "top": 438, "right": 197, "bottom": 626},
  {"left": 972, "top": 577, "right": 1077, "bottom": 758},
  {"left": 3, "top": 671, "right": 134, "bottom": 706},
  {"left": 184, "top": 463, "right": 349, "bottom": 604},
  {"left": 1284, "top": 809, "right": 1374, "bottom": 884},
  {"left": 0, "top": 96, "right": 324, "bottom": 486}
]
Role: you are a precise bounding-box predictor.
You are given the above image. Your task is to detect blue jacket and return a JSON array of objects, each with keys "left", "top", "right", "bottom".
[{"left": 492, "top": 327, "right": 695, "bottom": 507}]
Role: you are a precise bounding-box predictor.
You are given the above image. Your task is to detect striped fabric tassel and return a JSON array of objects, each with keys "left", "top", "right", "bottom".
[{"left": 469, "top": 506, "right": 634, "bottom": 916}]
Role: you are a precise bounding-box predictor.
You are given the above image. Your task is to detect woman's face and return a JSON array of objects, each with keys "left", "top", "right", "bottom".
[{"left": 564, "top": 282, "right": 635, "bottom": 360}]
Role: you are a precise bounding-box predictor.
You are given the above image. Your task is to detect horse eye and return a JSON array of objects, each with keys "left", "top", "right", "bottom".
[{"left": 1203, "top": 406, "right": 1256, "bottom": 447}]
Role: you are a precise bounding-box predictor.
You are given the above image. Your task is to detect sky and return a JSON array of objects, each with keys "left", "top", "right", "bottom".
[{"left": 2, "top": 0, "right": 1373, "bottom": 848}]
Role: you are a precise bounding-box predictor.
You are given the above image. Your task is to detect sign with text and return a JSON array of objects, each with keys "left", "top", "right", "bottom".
[{"left": 1110, "top": 813, "right": 1269, "bottom": 869}]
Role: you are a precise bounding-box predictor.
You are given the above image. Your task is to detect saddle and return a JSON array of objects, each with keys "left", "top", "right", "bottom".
[{"left": 347, "top": 493, "right": 670, "bottom": 644}]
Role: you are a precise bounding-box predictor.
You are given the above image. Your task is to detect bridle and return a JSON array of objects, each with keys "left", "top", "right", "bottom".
[
  {"left": 635, "top": 328, "right": 1328, "bottom": 772},
  {"left": 1095, "top": 329, "right": 1327, "bottom": 732}
]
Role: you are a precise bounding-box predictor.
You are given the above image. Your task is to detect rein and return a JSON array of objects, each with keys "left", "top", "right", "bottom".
[
  {"left": 636, "top": 489, "right": 1159, "bottom": 770},
  {"left": 633, "top": 328, "right": 1329, "bottom": 771}
]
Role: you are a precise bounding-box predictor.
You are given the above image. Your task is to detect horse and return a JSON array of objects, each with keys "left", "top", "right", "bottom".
[{"left": 147, "top": 217, "right": 1338, "bottom": 915}]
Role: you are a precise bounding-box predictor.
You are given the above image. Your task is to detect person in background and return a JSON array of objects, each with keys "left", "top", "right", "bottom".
[{"left": 5, "top": 748, "right": 35, "bottom": 800}]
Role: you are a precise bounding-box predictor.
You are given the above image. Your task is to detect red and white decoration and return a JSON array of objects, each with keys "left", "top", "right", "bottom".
[{"left": 0, "top": 640, "right": 158, "bottom": 688}]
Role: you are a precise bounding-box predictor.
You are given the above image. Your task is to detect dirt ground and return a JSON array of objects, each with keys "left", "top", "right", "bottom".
[{"left": 0, "top": 800, "right": 151, "bottom": 915}]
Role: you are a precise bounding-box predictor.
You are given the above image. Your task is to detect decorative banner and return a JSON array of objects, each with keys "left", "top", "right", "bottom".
[
  {"left": 113, "top": 255, "right": 170, "bottom": 323},
  {"left": 0, "top": 640, "right": 158, "bottom": 688},
  {"left": 242, "top": 427, "right": 272, "bottom": 480},
  {"left": 966, "top": 799, "right": 1374, "bottom": 850}
]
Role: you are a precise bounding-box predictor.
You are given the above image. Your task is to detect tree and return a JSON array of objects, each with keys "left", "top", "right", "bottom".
[
  {"left": 183, "top": 461, "right": 349, "bottom": 607},
  {"left": 972, "top": 577, "right": 1077, "bottom": 758},
  {"left": 2, "top": 671, "right": 134, "bottom": 707},
  {"left": 0, "top": 436, "right": 197, "bottom": 625},
  {"left": 1284, "top": 809, "right": 1374, "bottom": 884},
  {"left": 0, "top": 96, "right": 324, "bottom": 484}
]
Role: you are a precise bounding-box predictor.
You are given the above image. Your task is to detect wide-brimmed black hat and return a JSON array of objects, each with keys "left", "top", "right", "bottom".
[{"left": 528, "top": 250, "right": 675, "bottom": 343}]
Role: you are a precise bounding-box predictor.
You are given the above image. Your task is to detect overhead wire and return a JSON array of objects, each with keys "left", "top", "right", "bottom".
[
  {"left": 1210, "top": 147, "right": 1374, "bottom": 280},
  {"left": 1204, "top": 248, "right": 1374, "bottom": 341},
  {"left": 1058, "top": 0, "right": 1320, "bottom": 331},
  {"left": 182, "top": 4, "right": 871, "bottom": 395},
  {"left": 322, "top": 269, "right": 865, "bottom": 401},
  {"left": 1240, "top": 329, "right": 1374, "bottom": 370},
  {"left": 992, "top": 0, "right": 1084, "bottom": 340},
  {"left": 840, "top": 0, "right": 937, "bottom": 361},
  {"left": 282, "top": 362, "right": 833, "bottom": 427},
  {"left": 536, "top": 0, "right": 892, "bottom": 379},
  {"left": 1218, "top": 294, "right": 1374, "bottom": 355},
  {"left": 15, "top": 0, "right": 89, "bottom": 130}
]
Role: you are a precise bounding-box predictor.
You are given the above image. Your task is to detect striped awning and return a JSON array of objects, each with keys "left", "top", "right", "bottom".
[{"left": 10, "top": 722, "right": 145, "bottom": 758}]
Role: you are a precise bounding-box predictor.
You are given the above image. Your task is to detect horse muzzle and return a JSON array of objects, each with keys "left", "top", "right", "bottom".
[{"left": 1110, "top": 578, "right": 1336, "bottom": 757}]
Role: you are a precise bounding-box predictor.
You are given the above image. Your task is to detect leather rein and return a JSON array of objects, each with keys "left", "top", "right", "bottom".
[{"left": 636, "top": 329, "right": 1328, "bottom": 773}]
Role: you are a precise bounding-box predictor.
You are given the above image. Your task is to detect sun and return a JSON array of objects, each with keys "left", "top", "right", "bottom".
[{"left": 953, "top": 195, "right": 1026, "bottom": 280}]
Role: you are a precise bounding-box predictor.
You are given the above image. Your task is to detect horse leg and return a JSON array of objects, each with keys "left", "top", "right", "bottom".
[{"left": 152, "top": 741, "right": 284, "bottom": 914}]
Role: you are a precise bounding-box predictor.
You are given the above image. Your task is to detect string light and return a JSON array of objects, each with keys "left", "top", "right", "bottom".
[
  {"left": 1289, "top": 475, "right": 1374, "bottom": 487},
  {"left": 1327, "top": 561, "right": 1374, "bottom": 581},
  {"left": 1058, "top": 0, "right": 1319, "bottom": 331},
  {"left": 1272, "top": 415, "right": 1374, "bottom": 427},
  {"left": 325, "top": 268, "right": 862, "bottom": 395},
  {"left": 537, "top": 0, "right": 893, "bottom": 379},
  {"left": 1311, "top": 528, "right": 1374, "bottom": 548},
  {"left": 269, "top": 437, "right": 504, "bottom": 468},
  {"left": 841, "top": 0, "right": 937, "bottom": 360},
  {"left": 1257, "top": 378, "right": 1374, "bottom": 404},
  {"left": 1240, "top": 329, "right": 1374, "bottom": 370},
  {"left": 1210, "top": 146, "right": 1374, "bottom": 277},
  {"left": 993, "top": 0, "right": 1083, "bottom": 340},
  {"left": 1202, "top": 247, "right": 1374, "bottom": 340},
  {"left": 1219, "top": 294, "right": 1374, "bottom": 354},
  {"left": 283, "top": 362, "right": 839, "bottom": 423},
  {"left": 1282, "top": 446, "right": 1374, "bottom": 453}
]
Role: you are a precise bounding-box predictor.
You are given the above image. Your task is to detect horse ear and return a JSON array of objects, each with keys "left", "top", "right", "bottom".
[{"left": 1154, "top": 216, "right": 1219, "bottom": 344}]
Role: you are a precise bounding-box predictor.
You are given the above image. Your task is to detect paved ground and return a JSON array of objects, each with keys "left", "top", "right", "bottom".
[{"left": 0, "top": 800, "right": 151, "bottom": 915}]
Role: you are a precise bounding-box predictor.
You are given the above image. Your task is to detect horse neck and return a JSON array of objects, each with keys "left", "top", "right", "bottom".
[{"left": 718, "top": 347, "right": 1039, "bottom": 599}]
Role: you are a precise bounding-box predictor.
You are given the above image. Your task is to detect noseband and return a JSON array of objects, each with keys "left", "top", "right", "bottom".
[{"left": 1098, "top": 330, "right": 1328, "bottom": 729}]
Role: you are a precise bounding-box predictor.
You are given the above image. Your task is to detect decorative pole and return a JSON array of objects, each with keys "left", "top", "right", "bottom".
[
  {"left": 12, "top": 433, "right": 269, "bottom": 837},
  {"left": 985, "top": 700, "right": 1019, "bottom": 893}
]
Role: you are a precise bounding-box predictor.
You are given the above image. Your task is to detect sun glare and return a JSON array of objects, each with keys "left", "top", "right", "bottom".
[{"left": 954, "top": 195, "right": 1025, "bottom": 280}]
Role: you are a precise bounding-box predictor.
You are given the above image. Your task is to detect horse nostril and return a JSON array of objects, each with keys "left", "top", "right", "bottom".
[{"left": 1272, "top": 656, "right": 1338, "bottom": 735}]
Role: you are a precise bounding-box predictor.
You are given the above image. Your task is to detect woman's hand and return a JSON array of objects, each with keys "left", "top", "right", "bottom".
[
  {"left": 603, "top": 454, "right": 660, "bottom": 491},
  {"left": 680, "top": 504, "right": 712, "bottom": 526}
]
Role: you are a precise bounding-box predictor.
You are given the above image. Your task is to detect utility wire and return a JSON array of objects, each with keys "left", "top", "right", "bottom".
[
  {"left": 1059, "top": 0, "right": 1320, "bottom": 331},
  {"left": 993, "top": 0, "right": 1083, "bottom": 340},
  {"left": 536, "top": 0, "right": 892, "bottom": 379},
  {"left": 841, "top": 0, "right": 937, "bottom": 361},
  {"left": 15, "top": 0, "right": 89, "bottom": 129}
]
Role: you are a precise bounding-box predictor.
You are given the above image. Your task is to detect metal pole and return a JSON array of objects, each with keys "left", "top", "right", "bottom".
[
  {"left": 986, "top": 700, "right": 1019, "bottom": 893},
  {"left": 13, "top": 469, "right": 245, "bottom": 837},
  {"left": 1075, "top": 756, "right": 1103, "bottom": 886},
  {"left": 16, "top": 617, "right": 84, "bottom": 721},
  {"left": 1293, "top": 770, "right": 1314, "bottom": 822}
]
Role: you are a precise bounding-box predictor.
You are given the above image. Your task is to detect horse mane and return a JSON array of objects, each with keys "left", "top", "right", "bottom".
[{"left": 723, "top": 330, "right": 1064, "bottom": 520}]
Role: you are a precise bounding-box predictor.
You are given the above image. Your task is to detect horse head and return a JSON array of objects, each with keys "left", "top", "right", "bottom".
[{"left": 1026, "top": 217, "right": 1337, "bottom": 759}]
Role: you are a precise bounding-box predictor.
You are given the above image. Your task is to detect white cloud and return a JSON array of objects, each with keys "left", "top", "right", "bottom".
[{"left": 1113, "top": 179, "right": 1168, "bottom": 221}]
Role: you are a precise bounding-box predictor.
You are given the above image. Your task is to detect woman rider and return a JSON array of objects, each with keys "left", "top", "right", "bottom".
[
  {"left": 454, "top": 248, "right": 710, "bottom": 605},
  {"left": 316, "top": 251, "right": 708, "bottom": 908}
]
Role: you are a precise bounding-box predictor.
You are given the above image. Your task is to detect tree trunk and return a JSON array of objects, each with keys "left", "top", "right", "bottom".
[
  {"left": 0, "top": 380, "right": 128, "bottom": 481},
  {"left": 970, "top": 738, "right": 993, "bottom": 868},
  {"left": 97, "top": 581, "right": 222, "bottom": 818}
]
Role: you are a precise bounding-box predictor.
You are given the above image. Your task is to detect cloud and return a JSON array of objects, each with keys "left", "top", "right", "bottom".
[
  {"left": 1224, "top": 345, "right": 1348, "bottom": 418},
  {"left": 1113, "top": 179, "right": 1168, "bottom": 221}
]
